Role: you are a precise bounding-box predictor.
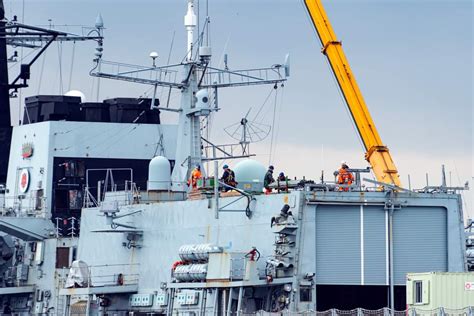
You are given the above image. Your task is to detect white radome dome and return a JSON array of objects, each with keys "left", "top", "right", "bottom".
[
  {"left": 65, "top": 90, "right": 86, "bottom": 103},
  {"left": 234, "top": 159, "right": 266, "bottom": 191},
  {"left": 148, "top": 156, "right": 171, "bottom": 191}
]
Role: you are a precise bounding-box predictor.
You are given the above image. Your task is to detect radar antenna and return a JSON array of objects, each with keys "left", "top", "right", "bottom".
[{"left": 224, "top": 109, "right": 271, "bottom": 155}]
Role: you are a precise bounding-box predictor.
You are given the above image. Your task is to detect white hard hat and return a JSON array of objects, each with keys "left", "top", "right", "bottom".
[{"left": 341, "top": 160, "right": 347, "bottom": 165}]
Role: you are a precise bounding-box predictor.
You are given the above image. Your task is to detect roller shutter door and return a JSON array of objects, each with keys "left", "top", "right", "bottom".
[
  {"left": 393, "top": 206, "right": 447, "bottom": 285},
  {"left": 316, "top": 205, "right": 361, "bottom": 284},
  {"left": 363, "top": 206, "right": 387, "bottom": 285}
]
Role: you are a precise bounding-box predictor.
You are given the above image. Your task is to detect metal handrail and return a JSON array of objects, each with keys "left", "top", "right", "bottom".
[
  {"left": 0, "top": 195, "right": 48, "bottom": 217},
  {"left": 61, "top": 263, "right": 140, "bottom": 288}
]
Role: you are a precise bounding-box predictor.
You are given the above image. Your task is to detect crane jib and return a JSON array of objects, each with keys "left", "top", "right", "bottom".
[{"left": 304, "top": 0, "right": 401, "bottom": 187}]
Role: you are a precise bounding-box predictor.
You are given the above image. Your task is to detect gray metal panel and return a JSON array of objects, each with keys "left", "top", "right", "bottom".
[
  {"left": 393, "top": 206, "right": 447, "bottom": 285},
  {"left": 59, "top": 284, "right": 138, "bottom": 296},
  {"left": 300, "top": 205, "right": 316, "bottom": 278},
  {"left": 0, "top": 286, "right": 34, "bottom": 295},
  {"left": 316, "top": 205, "right": 361, "bottom": 284},
  {"left": 363, "top": 206, "right": 387, "bottom": 285}
]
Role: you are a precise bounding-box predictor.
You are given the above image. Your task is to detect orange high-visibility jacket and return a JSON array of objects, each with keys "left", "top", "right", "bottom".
[
  {"left": 188, "top": 168, "right": 202, "bottom": 188},
  {"left": 337, "top": 168, "right": 354, "bottom": 185}
]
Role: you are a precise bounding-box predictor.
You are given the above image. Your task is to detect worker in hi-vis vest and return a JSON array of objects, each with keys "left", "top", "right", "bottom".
[
  {"left": 188, "top": 164, "right": 202, "bottom": 189},
  {"left": 337, "top": 161, "right": 354, "bottom": 191}
]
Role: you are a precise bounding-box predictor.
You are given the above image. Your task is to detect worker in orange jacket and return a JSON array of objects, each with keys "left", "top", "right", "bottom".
[
  {"left": 337, "top": 161, "right": 353, "bottom": 191},
  {"left": 188, "top": 165, "right": 202, "bottom": 189}
]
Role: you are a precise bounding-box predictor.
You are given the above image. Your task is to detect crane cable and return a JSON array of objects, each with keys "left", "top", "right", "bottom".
[
  {"left": 452, "top": 160, "right": 469, "bottom": 214},
  {"left": 57, "top": 41, "right": 64, "bottom": 94},
  {"left": 18, "top": 0, "right": 25, "bottom": 125},
  {"left": 159, "top": 30, "right": 176, "bottom": 102},
  {"left": 151, "top": 30, "right": 177, "bottom": 158},
  {"left": 300, "top": 0, "right": 368, "bottom": 173},
  {"left": 268, "top": 87, "right": 279, "bottom": 165},
  {"left": 67, "top": 41, "right": 76, "bottom": 91},
  {"left": 37, "top": 48, "right": 47, "bottom": 94},
  {"left": 271, "top": 85, "right": 285, "bottom": 164},
  {"left": 322, "top": 57, "right": 366, "bottom": 153},
  {"left": 252, "top": 85, "right": 275, "bottom": 123}
]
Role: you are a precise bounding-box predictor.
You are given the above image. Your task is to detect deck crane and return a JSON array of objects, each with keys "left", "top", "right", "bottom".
[{"left": 304, "top": 0, "right": 402, "bottom": 187}]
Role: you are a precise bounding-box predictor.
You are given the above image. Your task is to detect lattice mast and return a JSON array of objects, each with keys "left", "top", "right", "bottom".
[{"left": 90, "top": 0, "right": 289, "bottom": 192}]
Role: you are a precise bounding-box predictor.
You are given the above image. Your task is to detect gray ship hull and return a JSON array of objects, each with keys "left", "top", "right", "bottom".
[{"left": 65, "top": 189, "right": 465, "bottom": 314}]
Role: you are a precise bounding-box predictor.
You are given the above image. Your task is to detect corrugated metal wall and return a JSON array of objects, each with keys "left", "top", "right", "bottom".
[
  {"left": 316, "top": 205, "right": 361, "bottom": 284},
  {"left": 393, "top": 207, "right": 447, "bottom": 284},
  {"left": 363, "top": 206, "right": 387, "bottom": 285},
  {"left": 314, "top": 204, "right": 448, "bottom": 286}
]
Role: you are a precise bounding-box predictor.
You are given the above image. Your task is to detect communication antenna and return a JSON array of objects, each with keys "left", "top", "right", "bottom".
[
  {"left": 149, "top": 51, "right": 158, "bottom": 67},
  {"left": 224, "top": 109, "right": 271, "bottom": 155},
  {"left": 149, "top": 51, "right": 159, "bottom": 109}
]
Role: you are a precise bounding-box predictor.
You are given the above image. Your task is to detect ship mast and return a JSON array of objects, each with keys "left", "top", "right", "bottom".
[
  {"left": 170, "top": 0, "right": 203, "bottom": 191},
  {"left": 184, "top": 0, "right": 196, "bottom": 62},
  {"left": 90, "top": 0, "right": 289, "bottom": 193}
]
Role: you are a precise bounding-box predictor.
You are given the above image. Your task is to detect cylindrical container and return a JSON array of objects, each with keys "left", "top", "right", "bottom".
[
  {"left": 174, "top": 263, "right": 208, "bottom": 282},
  {"left": 178, "top": 243, "right": 222, "bottom": 262}
]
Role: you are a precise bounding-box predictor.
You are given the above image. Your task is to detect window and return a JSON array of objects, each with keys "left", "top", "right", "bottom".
[
  {"left": 34, "top": 189, "right": 44, "bottom": 210},
  {"left": 68, "top": 190, "right": 83, "bottom": 210},
  {"left": 56, "top": 247, "right": 70, "bottom": 268},
  {"left": 63, "top": 160, "right": 85, "bottom": 178},
  {"left": 414, "top": 281, "right": 423, "bottom": 304},
  {"left": 300, "top": 286, "right": 312, "bottom": 302}
]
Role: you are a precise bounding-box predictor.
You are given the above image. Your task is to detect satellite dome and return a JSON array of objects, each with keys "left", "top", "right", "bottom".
[
  {"left": 148, "top": 156, "right": 171, "bottom": 191},
  {"left": 234, "top": 159, "right": 266, "bottom": 192},
  {"left": 65, "top": 90, "right": 86, "bottom": 103}
]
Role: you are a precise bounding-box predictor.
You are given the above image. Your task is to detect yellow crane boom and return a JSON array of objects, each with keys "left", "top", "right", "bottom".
[{"left": 304, "top": 0, "right": 402, "bottom": 187}]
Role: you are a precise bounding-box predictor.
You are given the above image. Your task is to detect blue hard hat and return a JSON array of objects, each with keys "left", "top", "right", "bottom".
[
  {"left": 223, "top": 164, "right": 229, "bottom": 169},
  {"left": 279, "top": 172, "right": 284, "bottom": 176}
]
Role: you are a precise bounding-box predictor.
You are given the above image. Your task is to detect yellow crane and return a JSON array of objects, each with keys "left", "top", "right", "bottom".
[{"left": 304, "top": 0, "right": 402, "bottom": 187}]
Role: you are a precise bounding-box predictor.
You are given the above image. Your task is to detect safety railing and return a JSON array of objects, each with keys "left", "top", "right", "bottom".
[
  {"left": 54, "top": 216, "right": 80, "bottom": 238},
  {"left": 88, "top": 263, "right": 140, "bottom": 287},
  {"left": 61, "top": 263, "right": 140, "bottom": 288},
  {"left": 0, "top": 194, "right": 48, "bottom": 218},
  {"left": 83, "top": 168, "right": 136, "bottom": 208},
  {"left": 245, "top": 307, "right": 474, "bottom": 316},
  {"left": 204, "top": 65, "right": 287, "bottom": 88},
  {"left": 407, "top": 307, "right": 474, "bottom": 316},
  {"left": 92, "top": 60, "right": 181, "bottom": 88}
]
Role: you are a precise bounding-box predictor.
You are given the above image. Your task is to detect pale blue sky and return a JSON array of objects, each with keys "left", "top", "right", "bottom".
[{"left": 6, "top": 0, "right": 473, "bottom": 217}]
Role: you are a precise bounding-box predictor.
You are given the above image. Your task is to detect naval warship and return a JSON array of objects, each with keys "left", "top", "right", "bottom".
[{"left": 0, "top": 0, "right": 470, "bottom": 315}]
